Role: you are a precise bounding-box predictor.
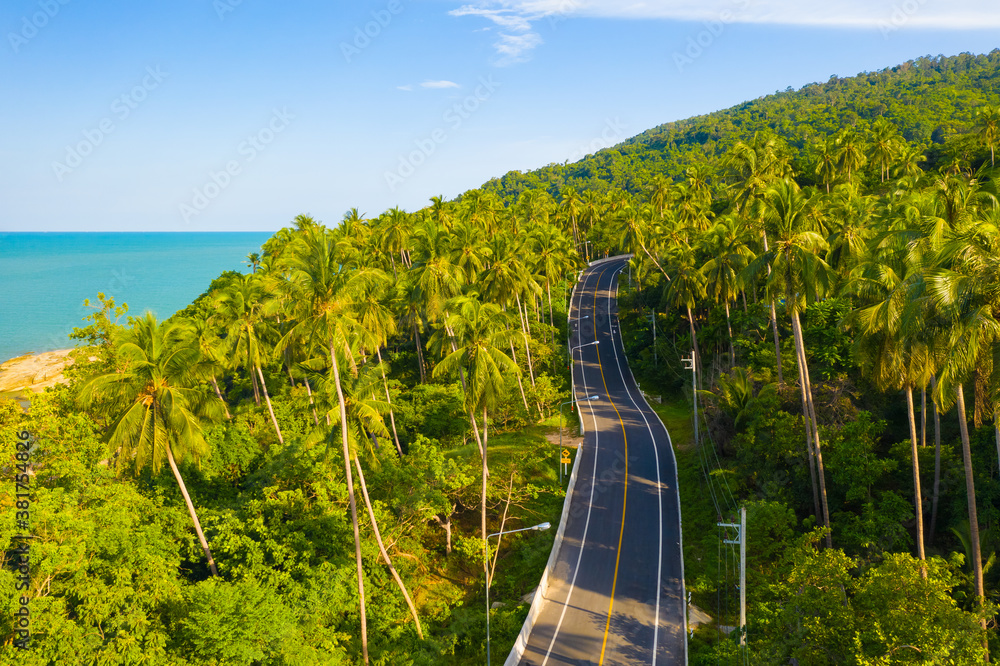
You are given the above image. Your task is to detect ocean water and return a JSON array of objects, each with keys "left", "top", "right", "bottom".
[{"left": 0, "top": 232, "right": 273, "bottom": 363}]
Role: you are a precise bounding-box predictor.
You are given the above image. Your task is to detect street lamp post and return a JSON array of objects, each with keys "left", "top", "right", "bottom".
[
  {"left": 485, "top": 522, "right": 552, "bottom": 666},
  {"left": 569, "top": 339, "right": 600, "bottom": 412},
  {"left": 558, "top": 395, "right": 599, "bottom": 482}
]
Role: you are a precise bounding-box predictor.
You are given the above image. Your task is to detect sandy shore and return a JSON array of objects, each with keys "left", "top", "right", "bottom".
[{"left": 0, "top": 349, "right": 76, "bottom": 395}]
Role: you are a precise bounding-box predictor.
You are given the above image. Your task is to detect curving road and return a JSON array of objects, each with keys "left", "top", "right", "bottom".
[{"left": 508, "top": 257, "right": 687, "bottom": 666}]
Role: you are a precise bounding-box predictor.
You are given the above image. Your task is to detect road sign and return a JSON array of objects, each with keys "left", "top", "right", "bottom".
[{"left": 560, "top": 448, "right": 571, "bottom": 464}]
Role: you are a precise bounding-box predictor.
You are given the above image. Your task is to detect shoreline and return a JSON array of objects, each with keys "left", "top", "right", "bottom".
[{"left": 0, "top": 348, "right": 77, "bottom": 397}]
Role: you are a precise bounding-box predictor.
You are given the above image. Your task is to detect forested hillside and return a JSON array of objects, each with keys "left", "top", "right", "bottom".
[
  {"left": 3, "top": 49, "right": 1000, "bottom": 664},
  {"left": 482, "top": 50, "right": 1000, "bottom": 199}
]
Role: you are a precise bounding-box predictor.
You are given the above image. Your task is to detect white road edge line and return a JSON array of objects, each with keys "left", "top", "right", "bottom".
[
  {"left": 540, "top": 267, "right": 605, "bottom": 666},
  {"left": 613, "top": 267, "right": 689, "bottom": 665},
  {"left": 607, "top": 266, "right": 664, "bottom": 662}
]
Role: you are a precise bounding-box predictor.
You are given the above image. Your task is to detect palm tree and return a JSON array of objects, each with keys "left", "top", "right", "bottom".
[
  {"left": 354, "top": 279, "right": 404, "bottom": 457},
  {"left": 835, "top": 127, "right": 867, "bottom": 183},
  {"left": 662, "top": 242, "right": 707, "bottom": 386},
  {"left": 77, "top": 313, "right": 225, "bottom": 576},
  {"left": 305, "top": 360, "right": 425, "bottom": 640},
  {"left": 278, "top": 225, "right": 388, "bottom": 665},
  {"left": 974, "top": 104, "right": 1000, "bottom": 168},
  {"left": 868, "top": 117, "right": 904, "bottom": 183},
  {"left": 700, "top": 216, "right": 755, "bottom": 364},
  {"left": 434, "top": 296, "right": 519, "bottom": 590},
  {"left": 245, "top": 251, "right": 261, "bottom": 274},
  {"left": 751, "top": 179, "right": 833, "bottom": 545},
  {"left": 211, "top": 273, "right": 284, "bottom": 446}
]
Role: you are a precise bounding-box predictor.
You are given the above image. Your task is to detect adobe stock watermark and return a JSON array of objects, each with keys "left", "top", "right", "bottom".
[
  {"left": 384, "top": 76, "right": 500, "bottom": 192},
  {"left": 545, "top": 0, "right": 580, "bottom": 30},
  {"left": 179, "top": 108, "right": 294, "bottom": 223},
  {"left": 7, "top": 0, "right": 71, "bottom": 54},
  {"left": 566, "top": 118, "right": 628, "bottom": 163},
  {"left": 213, "top": 0, "right": 243, "bottom": 21},
  {"left": 672, "top": 0, "right": 750, "bottom": 73},
  {"left": 341, "top": 0, "right": 404, "bottom": 63},
  {"left": 52, "top": 66, "right": 168, "bottom": 182},
  {"left": 877, "top": 0, "right": 930, "bottom": 38}
]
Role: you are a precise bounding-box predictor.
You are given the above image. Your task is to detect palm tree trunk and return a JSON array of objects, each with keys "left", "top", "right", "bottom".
[
  {"left": 481, "top": 406, "right": 489, "bottom": 585},
  {"left": 515, "top": 295, "right": 537, "bottom": 388},
  {"left": 445, "top": 325, "right": 485, "bottom": 461},
  {"left": 930, "top": 376, "right": 943, "bottom": 544},
  {"left": 791, "top": 310, "right": 831, "bottom": 548},
  {"left": 547, "top": 280, "right": 555, "bottom": 344},
  {"left": 210, "top": 375, "right": 230, "bottom": 419},
  {"left": 304, "top": 377, "right": 319, "bottom": 426},
  {"left": 166, "top": 443, "right": 218, "bottom": 577},
  {"left": 794, "top": 330, "right": 822, "bottom": 523},
  {"left": 330, "top": 344, "right": 369, "bottom": 665},
  {"left": 413, "top": 323, "right": 426, "bottom": 384},
  {"left": 955, "top": 384, "right": 987, "bottom": 642},
  {"left": 250, "top": 364, "right": 261, "bottom": 405},
  {"left": 508, "top": 339, "right": 531, "bottom": 412},
  {"left": 921, "top": 387, "right": 927, "bottom": 448},
  {"left": 760, "top": 230, "right": 784, "bottom": 384},
  {"left": 376, "top": 348, "right": 403, "bottom": 457},
  {"left": 905, "top": 385, "right": 926, "bottom": 574},
  {"left": 724, "top": 301, "right": 735, "bottom": 366},
  {"left": 256, "top": 366, "right": 284, "bottom": 446},
  {"left": 353, "top": 456, "right": 424, "bottom": 639}
]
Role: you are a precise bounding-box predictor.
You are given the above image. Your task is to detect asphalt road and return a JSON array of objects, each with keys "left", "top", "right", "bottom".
[{"left": 513, "top": 257, "right": 687, "bottom": 666}]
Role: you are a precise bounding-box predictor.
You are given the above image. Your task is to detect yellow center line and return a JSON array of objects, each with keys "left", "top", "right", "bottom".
[{"left": 593, "top": 266, "right": 629, "bottom": 665}]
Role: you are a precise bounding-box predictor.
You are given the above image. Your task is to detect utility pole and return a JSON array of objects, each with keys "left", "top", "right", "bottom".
[
  {"left": 719, "top": 506, "right": 747, "bottom": 649},
  {"left": 682, "top": 351, "right": 697, "bottom": 448}
]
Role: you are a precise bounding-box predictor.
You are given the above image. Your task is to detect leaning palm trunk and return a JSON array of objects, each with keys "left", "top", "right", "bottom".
[
  {"left": 481, "top": 406, "right": 489, "bottom": 585},
  {"left": 330, "top": 345, "right": 369, "bottom": 665},
  {"left": 515, "top": 295, "right": 537, "bottom": 387},
  {"left": 955, "top": 384, "right": 988, "bottom": 643},
  {"left": 930, "top": 376, "right": 943, "bottom": 544},
  {"left": 412, "top": 323, "right": 427, "bottom": 384},
  {"left": 353, "top": 456, "right": 424, "bottom": 639},
  {"left": 905, "top": 386, "right": 927, "bottom": 574},
  {"left": 760, "top": 230, "right": 784, "bottom": 384},
  {"left": 210, "top": 375, "right": 231, "bottom": 419},
  {"left": 794, "top": 335, "right": 822, "bottom": 522},
  {"left": 166, "top": 443, "right": 219, "bottom": 577},
  {"left": 376, "top": 348, "right": 403, "bottom": 457},
  {"left": 304, "top": 377, "right": 319, "bottom": 426},
  {"left": 724, "top": 301, "right": 736, "bottom": 366},
  {"left": 508, "top": 338, "right": 531, "bottom": 412},
  {"left": 547, "top": 281, "right": 555, "bottom": 344},
  {"left": 256, "top": 366, "right": 284, "bottom": 446},
  {"left": 791, "top": 309, "right": 832, "bottom": 547}
]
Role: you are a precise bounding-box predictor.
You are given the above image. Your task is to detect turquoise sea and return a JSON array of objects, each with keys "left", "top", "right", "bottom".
[{"left": 0, "top": 232, "right": 273, "bottom": 363}]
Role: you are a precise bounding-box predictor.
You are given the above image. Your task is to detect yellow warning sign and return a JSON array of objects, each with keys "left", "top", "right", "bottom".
[
  {"left": 560, "top": 449, "right": 571, "bottom": 464},
  {"left": 562, "top": 449, "right": 570, "bottom": 458}
]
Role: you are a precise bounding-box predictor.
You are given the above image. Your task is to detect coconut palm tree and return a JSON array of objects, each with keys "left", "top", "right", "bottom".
[
  {"left": 278, "top": 224, "right": 388, "bottom": 665},
  {"left": 974, "top": 104, "right": 1000, "bottom": 168},
  {"left": 662, "top": 242, "right": 707, "bottom": 386},
  {"left": 751, "top": 179, "right": 833, "bottom": 546},
  {"left": 434, "top": 296, "right": 519, "bottom": 588},
  {"left": 700, "top": 215, "right": 755, "bottom": 364},
  {"left": 211, "top": 273, "right": 284, "bottom": 445},
  {"left": 77, "top": 313, "right": 225, "bottom": 576}
]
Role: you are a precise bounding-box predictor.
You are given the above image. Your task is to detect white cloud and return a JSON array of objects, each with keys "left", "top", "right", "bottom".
[
  {"left": 494, "top": 32, "right": 544, "bottom": 64},
  {"left": 420, "top": 80, "right": 462, "bottom": 89},
  {"left": 397, "top": 84, "right": 414, "bottom": 91},
  {"left": 449, "top": 0, "right": 1000, "bottom": 32}
]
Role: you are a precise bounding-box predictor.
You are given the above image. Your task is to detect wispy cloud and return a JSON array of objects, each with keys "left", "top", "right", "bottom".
[
  {"left": 420, "top": 80, "right": 462, "bottom": 89},
  {"left": 448, "top": 0, "right": 1000, "bottom": 46},
  {"left": 397, "top": 84, "right": 414, "bottom": 92}
]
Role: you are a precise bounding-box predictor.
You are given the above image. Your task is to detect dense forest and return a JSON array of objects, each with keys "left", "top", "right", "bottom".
[{"left": 3, "top": 49, "right": 1000, "bottom": 664}]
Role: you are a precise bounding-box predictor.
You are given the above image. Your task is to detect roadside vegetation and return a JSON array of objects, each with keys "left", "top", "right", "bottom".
[{"left": 4, "top": 50, "right": 1000, "bottom": 664}]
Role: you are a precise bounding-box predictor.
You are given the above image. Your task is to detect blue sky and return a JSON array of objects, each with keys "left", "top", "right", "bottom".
[{"left": 1, "top": 0, "right": 998, "bottom": 232}]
